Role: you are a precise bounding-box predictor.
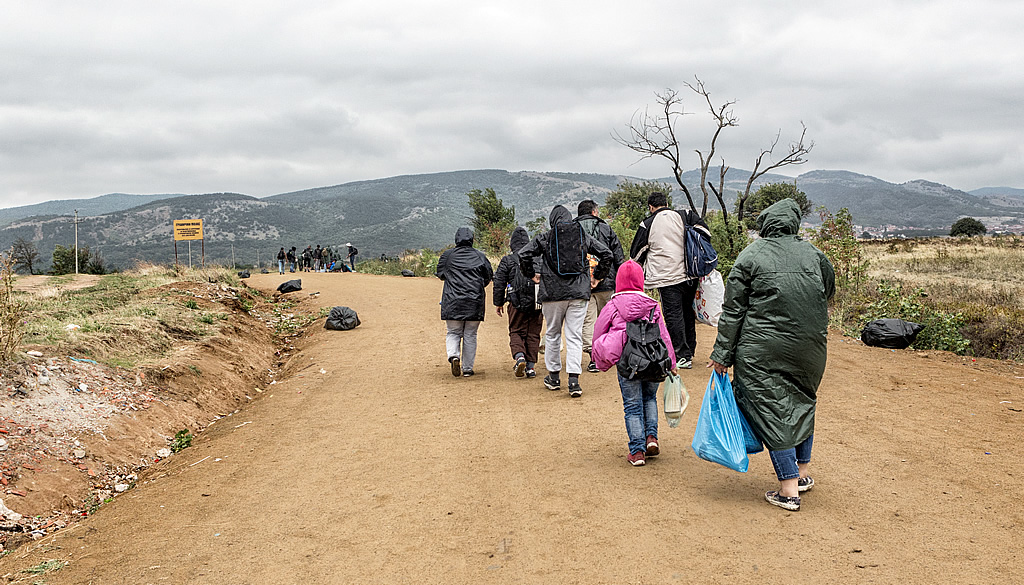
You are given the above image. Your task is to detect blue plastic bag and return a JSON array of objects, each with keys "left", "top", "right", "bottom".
[{"left": 691, "top": 371, "right": 755, "bottom": 472}]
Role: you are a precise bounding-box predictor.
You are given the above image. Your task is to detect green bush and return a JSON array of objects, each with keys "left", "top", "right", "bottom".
[
  {"left": 356, "top": 248, "right": 442, "bottom": 277},
  {"left": 862, "top": 281, "right": 970, "bottom": 354}
]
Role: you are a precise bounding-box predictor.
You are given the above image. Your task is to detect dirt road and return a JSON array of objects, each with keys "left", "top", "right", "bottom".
[{"left": 5, "top": 272, "right": 1023, "bottom": 584}]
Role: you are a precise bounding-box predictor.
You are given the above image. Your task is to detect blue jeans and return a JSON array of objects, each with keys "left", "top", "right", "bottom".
[
  {"left": 278, "top": 259, "right": 285, "bottom": 273},
  {"left": 618, "top": 373, "right": 659, "bottom": 454},
  {"left": 768, "top": 434, "right": 814, "bottom": 481}
]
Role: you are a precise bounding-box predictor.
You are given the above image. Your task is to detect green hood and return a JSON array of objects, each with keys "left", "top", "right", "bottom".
[{"left": 756, "top": 198, "right": 802, "bottom": 238}]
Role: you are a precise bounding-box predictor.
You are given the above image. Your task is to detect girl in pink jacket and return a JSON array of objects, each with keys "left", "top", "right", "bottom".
[{"left": 592, "top": 260, "right": 677, "bottom": 466}]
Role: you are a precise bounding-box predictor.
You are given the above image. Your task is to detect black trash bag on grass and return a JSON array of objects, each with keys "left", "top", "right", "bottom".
[{"left": 861, "top": 319, "right": 924, "bottom": 349}]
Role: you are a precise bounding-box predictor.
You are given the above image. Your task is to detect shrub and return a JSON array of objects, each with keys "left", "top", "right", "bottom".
[
  {"left": 0, "top": 250, "right": 28, "bottom": 363},
  {"left": 862, "top": 281, "right": 970, "bottom": 354}
]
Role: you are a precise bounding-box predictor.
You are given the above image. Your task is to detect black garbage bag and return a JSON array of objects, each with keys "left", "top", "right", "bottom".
[
  {"left": 401, "top": 269, "right": 415, "bottom": 277},
  {"left": 277, "top": 279, "right": 302, "bottom": 294},
  {"left": 325, "top": 306, "right": 360, "bottom": 331},
  {"left": 861, "top": 319, "right": 924, "bottom": 349},
  {"left": 237, "top": 270, "right": 251, "bottom": 279}
]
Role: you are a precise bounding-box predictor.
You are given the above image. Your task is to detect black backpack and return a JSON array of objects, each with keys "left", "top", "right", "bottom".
[
  {"left": 508, "top": 262, "right": 539, "bottom": 312},
  {"left": 545, "top": 222, "right": 586, "bottom": 276},
  {"left": 617, "top": 307, "right": 672, "bottom": 382}
]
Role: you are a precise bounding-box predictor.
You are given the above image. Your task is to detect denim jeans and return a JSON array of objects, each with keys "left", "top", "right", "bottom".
[
  {"left": 768, "top": 434, "right": 814, "bottom": 481},
  {"left": 278, "top": 260, "right": 285, "bottom": 274},
  {"left": 445, "top": 320, "right": 480, "bottom": 371},
  {"left": 617, "top": 373, "right": 660, "bottom": 454}
]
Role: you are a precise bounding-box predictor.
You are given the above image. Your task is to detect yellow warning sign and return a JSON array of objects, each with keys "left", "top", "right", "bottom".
[{"left": 173, "top": 219, "right": 204, "bottom": 241}]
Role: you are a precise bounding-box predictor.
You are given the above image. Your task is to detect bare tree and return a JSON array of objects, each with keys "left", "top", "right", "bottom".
[
  {"left": 613, "top": 88, "right": 698, "bottom": 211},
  {"left": 733, "top": 124, "right": 813, "bottom": 230},
  {"left": 615, "top": 76, "right": 813, "bottom": 253},
  {"left": 11, "top": 237, "right": 39, "bottom": 275}
]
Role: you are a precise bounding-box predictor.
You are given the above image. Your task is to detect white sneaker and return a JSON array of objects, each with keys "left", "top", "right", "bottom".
[{"left": 677, "top": 358, "right": 692, "bottom": 369}]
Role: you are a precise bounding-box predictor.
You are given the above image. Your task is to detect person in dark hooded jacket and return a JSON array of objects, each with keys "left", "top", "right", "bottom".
[
  {"left": 437, "top": 227, "right": 494, "bottom": 377},
  {"left": 575, "top": 199, "right": 625, "bottom": 372},
  {"left": 708, "top": 198, "right": 835, "bottom": 512},
  {"left": 517, "top": 205, "right": 613, "bottom": 397},
  {"left": 493, "top": 227, "right": 544, "bottom": 378}
]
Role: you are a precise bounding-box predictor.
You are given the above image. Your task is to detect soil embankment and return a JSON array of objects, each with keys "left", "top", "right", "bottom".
[{"left": 3, "top": 271, "right": 1023, "bottom": 584}]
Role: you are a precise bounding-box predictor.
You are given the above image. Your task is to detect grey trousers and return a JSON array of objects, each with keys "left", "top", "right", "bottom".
[
  {"left": 446, "top": 320, "right": 480, "bottom": 371},
  {"left": 542, "top": 299, "right": 587, "bottom": 375}
]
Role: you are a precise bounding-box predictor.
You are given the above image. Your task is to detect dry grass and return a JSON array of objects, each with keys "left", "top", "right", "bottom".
[
  {"left": 859, "top": 236, "right": 1024, "bottom": 360},
  {"left": 17, "top": 264, "right": 244, "bottom": 367},
  {"left": 864, "top": 237, "right": 1023, "bottom": 309}
]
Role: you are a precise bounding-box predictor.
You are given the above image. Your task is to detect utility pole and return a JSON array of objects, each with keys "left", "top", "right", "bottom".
[
  {"left": 74, "top": 209, "right": 79, "bottom": 275},
  {"left": 231, "top": 243, "right": 235, "bottom": 269}
]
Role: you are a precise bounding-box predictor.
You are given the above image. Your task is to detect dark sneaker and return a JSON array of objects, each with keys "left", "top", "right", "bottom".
[
  {"left": 627, "top": 451, "right": 646, "bottom": 466},
  {"left": 765, "top": 490, "right": 801, "bottom": 511},
  {"left": 568, "top": 380, "right": 582, "bottom": 398},
  {"left": 449, "top": 356, "right": 461, "bottom": 378},
  {"left": 677, "top": 357, "right": 693, "bottom": 369},
  {"left": 462, "top": 369, "right": 475, "bottom": 377},
  {"left": 645, "top": 436, "right": 660, "bottom": 457},
  {"left": 525, "top": 368, "right": 537, "bottom": 379},
  {"left": 543, "top": 374, "right": 560, "bottom": 391},
  {"left": 798, "top": 476, "right": 815, "bottom": 492},
  {"left": 587, "top": 360, "right": 599, "bottom": 373},
  {"left": 514, "top": 357, "right": 527, "bottom": 378}
]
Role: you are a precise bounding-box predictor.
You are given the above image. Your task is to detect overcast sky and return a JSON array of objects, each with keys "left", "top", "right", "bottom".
[{"left": 2, "top": 0, "right": 1022, "bottom": 209}]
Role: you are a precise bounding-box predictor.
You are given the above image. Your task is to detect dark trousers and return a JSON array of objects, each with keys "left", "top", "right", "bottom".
[
  {"left": 659, "top": 279, "right": 699, "bottom": 360},
  {"left": 508, "top": 306, "right": 544, "bottom": 364}
]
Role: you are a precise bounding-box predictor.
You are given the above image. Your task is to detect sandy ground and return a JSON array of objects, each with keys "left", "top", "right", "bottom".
[{"left": 3, "top": 271, "right": 1023, "bottom": 584}]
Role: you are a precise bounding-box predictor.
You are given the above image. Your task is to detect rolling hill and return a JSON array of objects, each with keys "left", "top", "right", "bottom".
[{"left": 2, "top": 169, "right": 1021, "bottom": 272}]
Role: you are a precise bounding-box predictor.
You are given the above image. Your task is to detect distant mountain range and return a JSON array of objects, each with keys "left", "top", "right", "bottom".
[{"left": 2, "top": 169, "right": 1022, "bottom": 271}]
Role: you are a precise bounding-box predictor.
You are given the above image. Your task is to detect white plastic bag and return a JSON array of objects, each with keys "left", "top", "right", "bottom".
[
  {"left": 662, "top": 373, "right": 689, "bottom": 428},
  {"left": 693, "top": 269, "right": 724, "bottom": 327}
]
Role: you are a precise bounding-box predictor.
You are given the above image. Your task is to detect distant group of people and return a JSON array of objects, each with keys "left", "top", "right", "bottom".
[
  {"left": 276, "top": 244, "right": 359, "bottom": 274},
  {"left": 435, "top": 194, "right": 835, "bottom": 512}
]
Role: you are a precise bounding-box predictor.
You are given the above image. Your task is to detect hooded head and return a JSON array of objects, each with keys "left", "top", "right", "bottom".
[
  {"left": 509, "top": 226, "right": 530, "bottom": 253},
  {"left": 548, "top": 205, "right": 572, "bottom": 228},
  {"left": 455, "top": 226, "right": 474, "bottom": 247},
  {"left": 615, "top": 260, "right": 645, "bottom": 293},
  {"left": 756, "top": 198, "right": 802, "bottom": 238}
]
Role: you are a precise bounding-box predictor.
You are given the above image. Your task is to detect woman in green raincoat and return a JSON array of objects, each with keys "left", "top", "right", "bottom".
[{"left": 708, "top": 198, "right": 835, "bottom": 512}]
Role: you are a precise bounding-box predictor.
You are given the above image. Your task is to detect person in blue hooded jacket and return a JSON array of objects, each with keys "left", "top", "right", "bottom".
[{"left": 437, "top": 227, "right": 494, "bottom": 377}]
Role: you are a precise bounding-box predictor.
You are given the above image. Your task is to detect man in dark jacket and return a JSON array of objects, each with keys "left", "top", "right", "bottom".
[
  {"left": 575, "top": 199, "right": 625, "bottom": 373},
  {"left": 517, "top": 205, "right": 613, "bottom": 397},
  {"left": 708, "top": 198, "right": 835, "bottom": 512},
  {"left": 286, "top": 247, "right": 297, "bottom": 273},
  {"left": 437, "top": 227, "right": 494, "bottom": 377},
  {"left": 493, "top": 227, "right": 543, "bottom": 379}
]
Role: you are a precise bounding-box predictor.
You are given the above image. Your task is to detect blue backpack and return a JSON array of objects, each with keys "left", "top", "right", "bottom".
[{"left": 678, "top": 210, "right": 718, "bottom": 278}]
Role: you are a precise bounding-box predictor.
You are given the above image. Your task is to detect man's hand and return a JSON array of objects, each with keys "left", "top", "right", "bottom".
[
  {"left": 707, "top": 360, "right": 729, "bottom": 375},
  {"left": 590, "top": 276, "right": 600, "bottom": 290},
  {"left": 496, "top": 305, "right": 504, "bottom": 317},
  {"left": 532, "top": 275, "right": 540, "bottom": 284}
]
